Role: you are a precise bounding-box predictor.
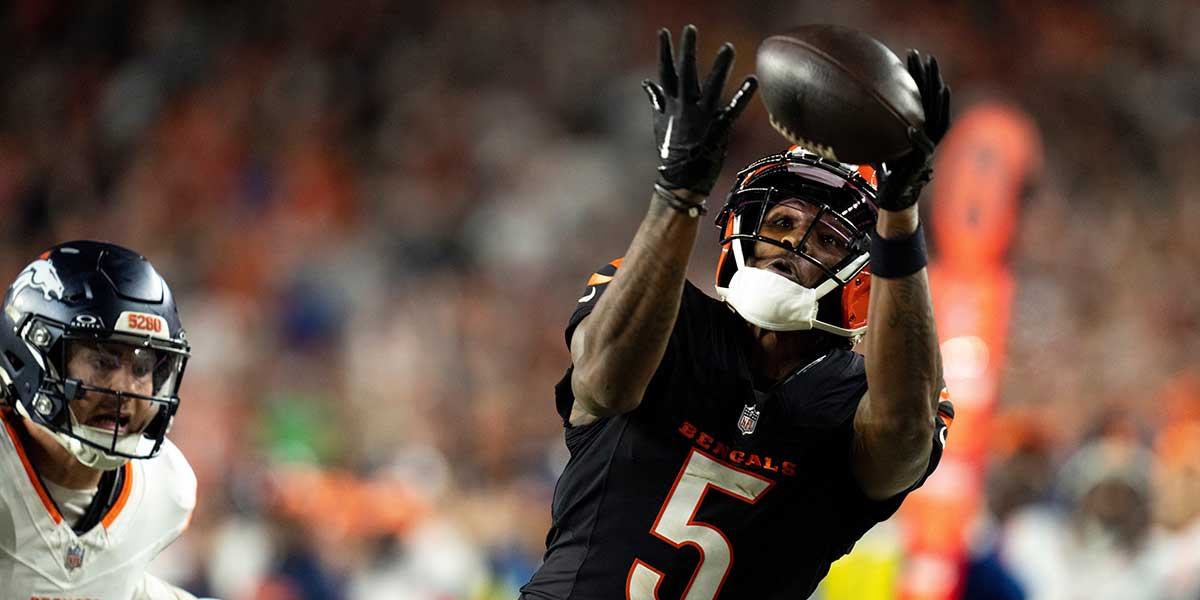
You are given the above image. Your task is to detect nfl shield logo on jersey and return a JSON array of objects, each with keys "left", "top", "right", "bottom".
[
  {"left": 738, "top": 404, "right": 760, "bottom": 435},
  {"left": 65, "top": 544, "right": 85, "bottom": 571}
]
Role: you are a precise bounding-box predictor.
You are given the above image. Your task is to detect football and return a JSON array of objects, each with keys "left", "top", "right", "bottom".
[{"left": 756, "top": 24, "right": 924, "bottom": 164}]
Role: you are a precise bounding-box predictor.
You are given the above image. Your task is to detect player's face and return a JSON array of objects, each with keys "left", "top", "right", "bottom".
[
  {"left": 65, "top": 341, "right": 160, "bottom": 435},
  {"left": 747, "top": 199, "right": 855, "bottom": 288}
]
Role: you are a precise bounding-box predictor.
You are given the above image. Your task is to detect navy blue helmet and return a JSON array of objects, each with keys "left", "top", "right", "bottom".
[{"left": 0, "top": 241, "right": 190, "bottom": 467}]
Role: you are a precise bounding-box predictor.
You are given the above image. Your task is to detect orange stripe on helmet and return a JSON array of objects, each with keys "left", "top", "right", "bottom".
[
  {"left": 855, "top": 164, "right": 877, "bottom": 187},
  {"left": 715, "top": 210, "right": 739, "bottom": 288}
]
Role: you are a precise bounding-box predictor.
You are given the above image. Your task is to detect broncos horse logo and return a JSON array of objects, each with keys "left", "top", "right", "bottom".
[{"left": 11, "top": 259, "right": 65, "bottom": 301}]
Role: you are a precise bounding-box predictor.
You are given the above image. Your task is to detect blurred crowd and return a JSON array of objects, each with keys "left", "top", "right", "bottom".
[{"left": 0, "top": 1, "right": 1197, "bottom": 598}]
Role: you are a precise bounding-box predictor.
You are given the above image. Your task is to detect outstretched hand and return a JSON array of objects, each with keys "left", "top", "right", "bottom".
[
  {"left": 874, "top": 50, "right": 951, "bottom": 212},
  {"left": 642, "top": 25, "right": 757, "bottom": 197}
]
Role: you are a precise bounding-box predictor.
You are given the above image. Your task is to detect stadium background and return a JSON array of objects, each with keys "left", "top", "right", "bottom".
[{"left": 1, "top": 0, "right": 1198, "bottom": 598}]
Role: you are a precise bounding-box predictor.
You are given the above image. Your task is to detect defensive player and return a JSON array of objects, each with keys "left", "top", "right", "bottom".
[
  {"left": 522, "top": 25, "right": 953, "bottom": 599},
  {"left": 0, "top": 241, "right": 199, "bottom": 599}
]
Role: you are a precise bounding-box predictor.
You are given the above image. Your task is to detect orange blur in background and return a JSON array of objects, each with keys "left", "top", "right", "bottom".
[{"left": 1, "top": 1, "right": 1198, "bottom": 599}]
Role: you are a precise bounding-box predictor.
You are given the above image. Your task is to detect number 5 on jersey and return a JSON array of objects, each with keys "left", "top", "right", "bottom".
[{"left": 627, "top": 449, "right": 775, "bottom": 600}]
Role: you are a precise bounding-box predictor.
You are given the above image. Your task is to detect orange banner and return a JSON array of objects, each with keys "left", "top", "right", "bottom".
[{"left": 897, "top": 102, "right": 1042, "bottom": 600}]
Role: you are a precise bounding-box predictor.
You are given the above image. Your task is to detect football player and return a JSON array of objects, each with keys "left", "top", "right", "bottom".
[
  {"left": 0, "top": 241, "right": 199, "bottom": 599},
  {"left": 522, "top": 25, "right": 954, "bottom": 599}
]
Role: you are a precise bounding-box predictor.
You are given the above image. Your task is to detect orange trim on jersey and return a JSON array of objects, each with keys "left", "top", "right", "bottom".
[
  {"left": 586, "top": 258, "right": 624, "bottom": 286},
  {"left": 1, "top": 414, "right": 64, "bottom": 524},
  {"left": 937, "top": 390, "right": 955, "bottom": 429},
  {"left": 101, "top": 462, "right": 134, "bottom": 529},
  {"left": 938, "top": 412, "right": 955, "bottom": 430},
  {"left": 38, "top": 250, "right": 50, "bottom": 259}
]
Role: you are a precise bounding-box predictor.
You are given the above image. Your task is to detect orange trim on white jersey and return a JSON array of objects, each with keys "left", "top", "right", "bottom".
[
  {"left": 101, "top": 461, "right": 134, "bottom": 529},
  {"left": 1, "top": 413, "right": 64, "bottom": 524}
]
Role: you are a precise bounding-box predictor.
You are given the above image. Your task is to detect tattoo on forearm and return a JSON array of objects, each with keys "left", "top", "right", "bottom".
[{"left": 884, "top": 274, "right": 939, "bottom": 392}]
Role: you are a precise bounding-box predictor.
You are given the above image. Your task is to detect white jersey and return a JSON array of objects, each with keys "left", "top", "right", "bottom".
[{"left": 0, "top": 413, "right": 196, "bottom": 600}]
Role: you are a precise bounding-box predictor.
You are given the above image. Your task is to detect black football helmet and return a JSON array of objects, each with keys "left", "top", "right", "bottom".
[
  {"left": 0, "top": 241, "right": 189, "bottom": 467},
  {"left": 714, "top": 146, "right": 879, "bottom": 338}
]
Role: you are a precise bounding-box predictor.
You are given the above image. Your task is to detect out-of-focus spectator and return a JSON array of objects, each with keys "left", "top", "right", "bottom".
[
  {"left": 1002, "top": 436, "right": 1169, "bottom": 600},
  {"left": 961, "top": 409, "right": 1059, "bottom": 600}
]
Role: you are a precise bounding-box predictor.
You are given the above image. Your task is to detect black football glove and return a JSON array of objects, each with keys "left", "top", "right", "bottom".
[
  {"left": 875, "top": 50, "right": 951, "bottom": 212},
  {"left": 642, "top": 25, "right": 757, "bottom": 197}
]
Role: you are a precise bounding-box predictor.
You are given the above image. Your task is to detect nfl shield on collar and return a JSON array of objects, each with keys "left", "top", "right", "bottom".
[{"left": 64, "top": 544, "right": 85, "bottom": 571}]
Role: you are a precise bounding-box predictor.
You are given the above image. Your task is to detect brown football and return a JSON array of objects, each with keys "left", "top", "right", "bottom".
[{"left": 757, "top": 24, "right": 924, "bottom": 164}]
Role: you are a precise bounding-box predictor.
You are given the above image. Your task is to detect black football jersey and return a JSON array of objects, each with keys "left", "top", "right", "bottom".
[{"left": 521, "top": 260, "right": 952, "bottom": 600}]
